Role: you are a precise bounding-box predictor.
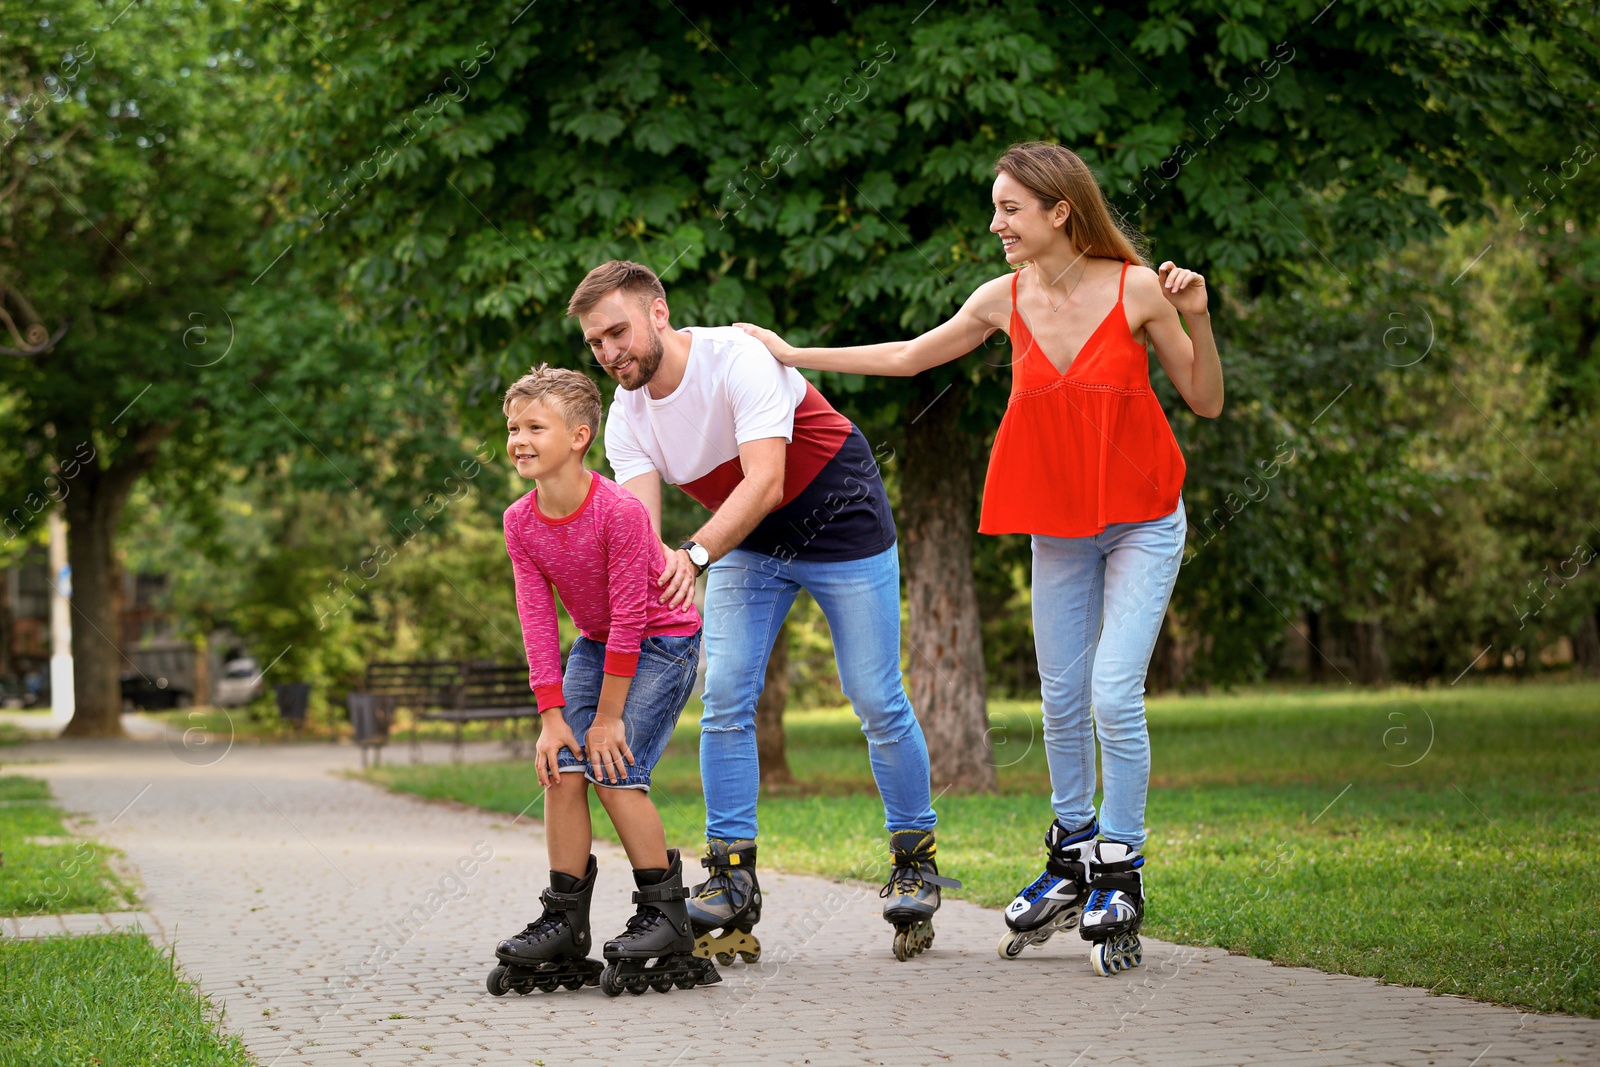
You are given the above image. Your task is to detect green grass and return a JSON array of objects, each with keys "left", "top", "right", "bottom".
[
  {"left": 0, "top": 933, "right": 252, "bottom": 1067},
  {"left": 369, "top": 680, "right": 1600, "bottom": 1016},
  {"left": 0, "top": 775, "right": 138, "bottom": 916}
]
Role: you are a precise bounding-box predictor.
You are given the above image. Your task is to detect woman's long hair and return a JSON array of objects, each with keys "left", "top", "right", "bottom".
[{"left": 995, "top": 142, "right": 1149, "bottom": 267}]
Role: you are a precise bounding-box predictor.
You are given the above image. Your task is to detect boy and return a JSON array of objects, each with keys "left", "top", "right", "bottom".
[{"left": 486, "top": 364, "right": 717, "bottom": 998}]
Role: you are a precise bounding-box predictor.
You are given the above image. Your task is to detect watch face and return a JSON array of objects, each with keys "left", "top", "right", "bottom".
[{"left": 689, "top": 544, "right": 710, "bottom": 567}]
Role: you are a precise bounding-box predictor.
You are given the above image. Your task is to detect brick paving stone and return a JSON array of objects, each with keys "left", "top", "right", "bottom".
[{"left": 11, "top": 736, "right": 1599, "bottom": 1067}]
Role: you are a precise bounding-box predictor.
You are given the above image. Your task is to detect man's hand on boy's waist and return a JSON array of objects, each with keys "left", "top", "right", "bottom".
[{"left": 657, "top": 546, "right": 698, "bottom": 610}]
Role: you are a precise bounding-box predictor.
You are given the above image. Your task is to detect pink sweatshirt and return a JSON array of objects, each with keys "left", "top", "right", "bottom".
[{"left": 504, "top": 472, "right": 701, "bottom": 712}]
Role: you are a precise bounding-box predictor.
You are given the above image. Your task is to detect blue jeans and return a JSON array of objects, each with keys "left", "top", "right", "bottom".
[
  {"left": 699, "top": 544, "right": 936, "bottom": 840},
  {"left": 1033, "top": 500, "right": 1186, "bottom": 850},
  {"left": 555, "top": 633, "right": 702, "bottom": 790}
]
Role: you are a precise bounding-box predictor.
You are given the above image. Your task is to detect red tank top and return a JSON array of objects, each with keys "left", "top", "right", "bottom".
[{"left": 979, "top": 262, "right": 1186, "bottom": 538}]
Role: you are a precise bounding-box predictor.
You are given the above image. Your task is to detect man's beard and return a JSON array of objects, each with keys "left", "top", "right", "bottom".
[{"left": 614, "top": 328, "right": 664, "bottom": 390}]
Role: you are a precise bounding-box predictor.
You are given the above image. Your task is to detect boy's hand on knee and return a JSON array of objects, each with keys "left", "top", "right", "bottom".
[
  {"left": 586, "top": 713, "right": 636, "bottom": 784},
  {"left": 535, "top": 710, "right": 583, "bottom": 788}
]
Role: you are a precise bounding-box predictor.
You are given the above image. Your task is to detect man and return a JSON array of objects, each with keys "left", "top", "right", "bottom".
[{"left": 567, "top": 259, "right": 957, "bottom": 963}]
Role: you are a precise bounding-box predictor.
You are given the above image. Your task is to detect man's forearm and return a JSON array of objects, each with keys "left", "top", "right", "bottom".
[{"left": 690, "top": 473, "right": 783, "bottom": 560}]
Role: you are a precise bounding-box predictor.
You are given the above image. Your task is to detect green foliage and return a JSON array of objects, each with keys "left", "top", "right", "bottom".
[{"left": 251, "top": 0, "right": 1600, "bottom": 687}]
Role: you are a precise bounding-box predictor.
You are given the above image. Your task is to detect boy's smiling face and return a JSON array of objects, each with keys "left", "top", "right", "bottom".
[{"left": 505, "top": 396, "right": 588, "bottom": 481}]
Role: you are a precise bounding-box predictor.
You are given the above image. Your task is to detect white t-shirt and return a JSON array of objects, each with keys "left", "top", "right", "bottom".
[
  {"left": 604, "top": 326, "right": 806, "bottom": 493},
  {"left": 602, "top": 325, "right": 896, "bottom": 562}
]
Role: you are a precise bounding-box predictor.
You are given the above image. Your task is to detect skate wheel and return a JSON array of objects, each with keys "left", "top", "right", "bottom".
[
  {"left": 599, "top": 963, "right": 623, "bottom": 998},
  {"left": 738, "top": 949, "right": 759, "bottom": 964},
  {"left": 562, "top": 976, "right": 586, "bottom": 991},
  {"left": 626, "top": 980, "right": 647, "bottom": 995},
  {"left": 715, "top": 951, "right": 734, "bottom": 966},
  {"left": 893, "top": 929, "right": 908, "bottom": 962},
  {"left": 486, "top": 965, "right": 510, "bottom": 997},
  {"left": 650, "top": 975, "right": 673, "bottom": 994},
  {"left": 1091, "top": 941, "right": 1112, "bottom": 977},
  {"left": 675, "top": 976, "right": 698, "bottom": 990},
  {"left": 997, "top": 929, "right": 1028, "bottom": 960}
]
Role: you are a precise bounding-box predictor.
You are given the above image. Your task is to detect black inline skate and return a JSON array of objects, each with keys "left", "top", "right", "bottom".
[
  {"left": 880, "top": 830, "right": 962, "bottom": 962},
  {"left": 1079, "top": 840, "right": 1145, "bottom": 976},
  {"left": 487, "top": 855, "right": 604, "bottom": 995},
  {"left": 599, "top": 848, "right": 721, "bottom": 996},
  {"left": 998, "top": 818, "right": 1098, "bottom": 959},
  {"left": 686, "top": 839, "right": 762, "bottom": 966}
]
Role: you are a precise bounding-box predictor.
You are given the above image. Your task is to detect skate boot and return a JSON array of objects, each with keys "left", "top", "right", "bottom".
[
  {"left": 487, "top": 854, "right": 604, "bottom": 995},
  {"left": 998, "top": 818, "right": 1098, "bottom": 960},
  {"left": 599, "top": 849, "right": 721, "bottom": 996},
  {"left": 1079, "top": 840, "right": 1145, "bottom": 976},
  {"left": 880, "top": 830, "right": 962, "bottom": 962},
  {"left": 686, "top": 839, "right": 762, "bottom": 965}
]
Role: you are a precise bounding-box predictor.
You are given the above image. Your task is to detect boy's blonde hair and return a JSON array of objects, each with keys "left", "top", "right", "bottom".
[{"left": 502, "top": 364, "right": 603, "bottom": 452}]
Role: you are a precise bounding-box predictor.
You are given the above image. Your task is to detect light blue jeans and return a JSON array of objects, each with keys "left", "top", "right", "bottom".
[
  {"left": 1033, "top": 500, "right": 1186, "bottom": 851},
  {"left": 699, "top": 544, "right": 936, "bottom": 841}
]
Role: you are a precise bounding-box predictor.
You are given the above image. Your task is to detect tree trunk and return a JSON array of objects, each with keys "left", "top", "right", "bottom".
[
  {"left": 901, "top": 375, "right": 995, "bottom": 793},
  {"left": 1573, "top": 610, "right": 1600, "bottom": 676},
  {"left": 192, "top": 631, "right": 212, "bottom": 708},
  {"left": 60, "top": 423, "right": 170, "bottom": 738},
  {"left": 0, "top": 568, "right": 14, "bottom": 680},
  {"left": 1352, "top": 618, "right": 1390, "bottom": 687},
  {"left": 755, "top": 619, "right": 793, "bottom": 787},
  {"left": 60, "top": 476, "right": 127, "bottom": 737},
  {"left": 1306, "top": 610, "right": 1324, "bottom": 684}
]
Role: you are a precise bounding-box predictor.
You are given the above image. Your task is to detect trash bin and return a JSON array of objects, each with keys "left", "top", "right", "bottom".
[
  {"left": 274, "top": 682, "right": 311, "bottom": 728},
  {"left": 346, "top": 692, "right": 393, "bottom": 768}
]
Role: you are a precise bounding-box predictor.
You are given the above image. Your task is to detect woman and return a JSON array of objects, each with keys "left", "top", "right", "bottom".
[{"left": 736, "top": 141, "right": 1222, "bottom": 976}]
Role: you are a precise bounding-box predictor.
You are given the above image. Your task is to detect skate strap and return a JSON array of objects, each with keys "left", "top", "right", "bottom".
[
  {"left": 632, "top": 884, "right": 691, "bottom": 905},
  {"left": 1045, "top": 855, "right": 1088, "bottom": 880},
  {"left": 701, "top": 847, "right": 755, "bottom": 870},
  {"left": 1091, "top": 871, "right": 1141, "bottom": 895},
  {"left": 539, "top": 888, "right": 586, "bottom": 909},
  {"left": 922, "top": 872, "right": 963, "bottom": 889},
  {"left": 1094, "top": 856, "right": 1143, "bottom": 876}
]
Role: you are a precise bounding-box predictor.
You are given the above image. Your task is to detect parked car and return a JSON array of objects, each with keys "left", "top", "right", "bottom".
[
  {"left": 213, "top": 657, "right": 263, "bottom": 707},
  {"left": 121, "top": 671, "right": 192, "bottom": 710}
]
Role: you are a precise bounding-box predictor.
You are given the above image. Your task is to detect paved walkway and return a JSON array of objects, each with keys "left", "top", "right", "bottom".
[{"left": 6, "top": 735, "right": 1598, "bottom": 1066}]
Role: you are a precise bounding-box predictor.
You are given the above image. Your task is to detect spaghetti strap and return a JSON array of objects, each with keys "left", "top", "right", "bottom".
[
  {"left": 1011, "top": 268, "right": 1021, "bottom": 310},
  {"left": 1117, "top": 260, "right": 1129, "bottom": 302}
]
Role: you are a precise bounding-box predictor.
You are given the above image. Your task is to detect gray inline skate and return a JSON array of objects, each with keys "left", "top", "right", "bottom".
[
  {"left": 686, "top": 839, "right": 762, "bottom": 966},
  {"left": 1080, "top": 840, "right": 1145, "bottom": 976},
  {"left": 998, "top": 818, "right": 1098, "bottom": 959},
  {"left": 487, "top": 855, "right": 604, "bottom": 995},
  {"left": 600, "top": 849, "right": 721, "bottom": 996},
  {"left": 880, "top": 830, "right": 962, "bottom": 961}
]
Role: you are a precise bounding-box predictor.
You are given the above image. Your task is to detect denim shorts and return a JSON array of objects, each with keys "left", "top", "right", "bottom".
[{"left": 553, "top": 632, "right": 701, "bottom": 790}]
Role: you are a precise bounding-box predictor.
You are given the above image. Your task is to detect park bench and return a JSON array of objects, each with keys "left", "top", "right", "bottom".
[
  {"left": 353, "top": 661, "right": 462, "bottom": 766},
  {"left": 430, "top": 661, "right": 541, "bottom": 761},
  {"left": 350, "top": 660, "right": 541, "bottom": 764}
]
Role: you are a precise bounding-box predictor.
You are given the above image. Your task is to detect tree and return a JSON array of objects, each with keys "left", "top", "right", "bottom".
[
  {"left": 257, "top": 0, "right": 1600, "bottom": 779},
  {"left": 3, "top": 2, "right": 477, "bottom": 735}
]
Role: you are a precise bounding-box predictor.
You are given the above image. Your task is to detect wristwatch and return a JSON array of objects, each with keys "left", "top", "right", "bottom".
[{"left": 679, "top": 540, "right": 710, "bottom": 576}]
